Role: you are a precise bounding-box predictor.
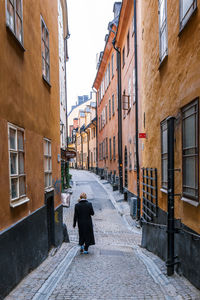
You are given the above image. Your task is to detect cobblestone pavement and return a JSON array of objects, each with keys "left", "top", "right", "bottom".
[{"left": 5, "top": 170, "right": 200, "bottom": 300}]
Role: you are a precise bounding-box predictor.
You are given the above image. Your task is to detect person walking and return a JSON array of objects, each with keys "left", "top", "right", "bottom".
[{"left": 73, "top": 192, "right": 95, "bottom": 254}]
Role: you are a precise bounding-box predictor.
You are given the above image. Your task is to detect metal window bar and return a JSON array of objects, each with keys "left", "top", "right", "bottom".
[{"left": 142, "top": 168, "right": 158, "bottom": 222}]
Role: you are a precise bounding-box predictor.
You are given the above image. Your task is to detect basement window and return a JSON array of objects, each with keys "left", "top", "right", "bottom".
[
  {"left": 179, "top": 0, "right": 197, "bottom": 32},
  {"left": 6, "top": 0, "right": 24, "bottom": 46},
  {"left": 8, "top": 123, "right": 28, "bottom": 207}
]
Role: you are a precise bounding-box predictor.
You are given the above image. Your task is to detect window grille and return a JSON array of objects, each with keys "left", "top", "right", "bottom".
[
  {"left": 41, "top": 17, "right": 50, "bottom": 83},
  {"left": 142, "top": 168, "right": 158, "bottom": 222}
]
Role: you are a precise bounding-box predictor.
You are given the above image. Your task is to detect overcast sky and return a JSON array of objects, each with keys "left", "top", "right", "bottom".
[{"left": 67, "top": 0, "right": 117, "bottom": 112}]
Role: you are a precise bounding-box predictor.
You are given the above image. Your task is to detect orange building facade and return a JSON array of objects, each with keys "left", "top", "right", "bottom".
[
  {"left": 0, "top": 0, "right": 68, "bottom": 297},
  {"left": 93, "top": 3, "right": 121, "bottom": 188},
  {"left": 141, "top": 0, "right": 200, "bottom": 289}
]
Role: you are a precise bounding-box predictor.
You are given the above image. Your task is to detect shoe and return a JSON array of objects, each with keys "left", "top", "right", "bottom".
[
  {"left": 84, "top": 250, "right": 88, "bottom": 254},
  {"left": 80, "top": 246, "right": 84, "bottom": 253}
]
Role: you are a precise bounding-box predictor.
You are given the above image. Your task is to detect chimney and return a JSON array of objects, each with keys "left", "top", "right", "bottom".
[{"left": 113, "top": 2, "right": 121, "bottom": 19}]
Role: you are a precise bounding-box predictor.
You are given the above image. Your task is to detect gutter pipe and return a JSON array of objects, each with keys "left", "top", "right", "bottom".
[{"left": 134, "top": 0, "right": 141, "bottom": 220}]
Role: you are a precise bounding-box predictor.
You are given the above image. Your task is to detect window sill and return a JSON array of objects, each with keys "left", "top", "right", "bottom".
[
  {"left": 6, "top": 24, "right": 25, "bottom": 52},
  {"left": 127, "top": 107, "right": 131, "bottom": 114},
  {"left": 158, "top": 54, "right": 168, "bottom": 70},
  {"left": 160, "top": 188, "right": 167, "bottom": 194},
  {"left": 181, "top": 196, "right": 199, "bottom": 207},
  {"left": 178, "top": 6, "right": 197, "bottom": 37},
  {"left": 45, "top": 187, "right": 54, "bottom": 193},
  {"left": 42, "top": 75, "right": 51, "bottom": 88},
  {"left": 10, "top": 197, "right": 30, "bottom": 208}
]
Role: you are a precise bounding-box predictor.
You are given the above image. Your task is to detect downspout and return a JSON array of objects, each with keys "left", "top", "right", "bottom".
[
  {"left": 134, "top": 0, "right": 140, "bottom": 220},
  {"left": 113, "top": 40, "right": 123, "bottom": 194},
  {"left": 84, "top": 130, "right": 90, "bottom": 170},
  {"left": 64, "top": 37, "right": 69, "bottom": 149},
  {"left": 81, "top": 133, "right": 83, "bottom": 169},
  {"left": 93, "top": 89, "right": 98, "bottom": 175}
]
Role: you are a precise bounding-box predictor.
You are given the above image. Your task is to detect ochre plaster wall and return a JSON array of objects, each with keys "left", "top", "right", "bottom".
[
  {"left": 116, "top": 0, "right": 138, "bottom": 195},
  {"left": 142, "top": 0, "right": 200, "bottom": 233},
  {"left": 0, "top": 0, "right": 61, "bottom": 230},
  {"left": 97, "top": 48, "right": 119, "bottom": 176}
]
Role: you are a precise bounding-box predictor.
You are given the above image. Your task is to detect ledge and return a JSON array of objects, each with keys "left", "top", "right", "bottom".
[
  {"left": 160, "top": 188, "right": 167, "bottom": 194},
  {"left": 42, "top": 75, "right": 51, "bottom": 88},
  {"left": 158, "top": 54, "right": 168, "bottom": 70},
  {"left": 181, "top": 196, "right": 199, "bottom": 207},
  {"left": 6, "top": 24, "right": 25, "bottom": 52},
  {"left": 10, "top": 197, "right": 30, "bottom": 208},
  {"left": 45, "top": 187, "right": 54, "bottom": 193}
]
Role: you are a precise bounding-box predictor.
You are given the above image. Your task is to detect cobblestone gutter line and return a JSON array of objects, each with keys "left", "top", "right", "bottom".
[
  {"left": 32, "top": 245, "right": 79, "bottom": 300},
  {"left": 92, "top": 174, "right": 141, "bottom": 235}
]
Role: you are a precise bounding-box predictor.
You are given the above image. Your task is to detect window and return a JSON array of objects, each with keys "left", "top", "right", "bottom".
[
  {"left": 106, "top": 137, "right": 108, "bottom": 158},
  {"left": 6, "top": 0, "right": 23, "bottom": 44},
  {"left": 122, "top": 47, "right": 125, "bottom": 67},
  {"left": 161, "top": 120, "right": 168, "bottom": 189},
  {"left": 109, "top": 99, "right": 111, "bottom": 120},
  {"left": 108, "top": 63, "right": 110, "bottom": 84},
  {"left": 124, "top": 146, "right": 128, "bottom": 187},
  {"left": 133, "top": 68, "right": 136, "bottom": 103},
  {"left": 182, "top": 99, "right": 198, "bottom": 201},
  {"left": 128, "top": 78, "right": 131, "bottom": 109},
  {"left": 44, "top": 139, "right": 52, "bottom": 189},
  {"left": 41, "top": 18, "right": 50, "bottom": 83},
  {"left": 106, "top": 105, "right": 108, "bottom": 124},
  {"left": 109, "top": 138, "right": 112, "bottom": 160},
  {"left": 113, "top": 136, "right": 116, "bottom": 160},
  {"left": 132, "top": 16, "right": 135, "bottom": 35},
  {"left": 158, "top": 0, "right": 168, "bottom": 63},
  {"left": 112, "top": 94, "right": 115, "bottom": 115},
  {"left": 111, "top": 53, "right": 114, "bottom": 77},
  {"left": 99, "top": 117, "right": 100, "bottom": 132},
  {"left": 8, "top": 124, "right": 27, "bottom": 206},
  {"left": 127, "top": 30, "right": 130, "bottom": 56},
  {"left": 180, "top": 0, "right": 197, "bottom": 31}
]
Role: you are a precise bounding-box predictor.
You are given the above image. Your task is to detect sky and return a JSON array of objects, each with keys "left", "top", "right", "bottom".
[{"left": 67, "top": 0, "right": 117, "bottom": 112}]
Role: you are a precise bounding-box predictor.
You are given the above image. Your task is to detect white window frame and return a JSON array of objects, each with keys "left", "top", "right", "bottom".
[
  {"left": 8, "top": 123, "right": 29, "bottom": 207},
  {"left": 6, "top": 0, "right": 24, "bottom": 45},
  {"left": 158, "top": 0, "right": 168, "bottom": 63},
  {"left": 41, "top": 16, "right": 50, "bottom": 84},
  {"left": 179, "top": 0, "right": 197, "bottom": 32},
  {"left": 44, "top": 138, "right": 53, "bottom": 190}
]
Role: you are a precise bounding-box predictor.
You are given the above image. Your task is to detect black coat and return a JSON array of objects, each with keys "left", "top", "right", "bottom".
[{"left": 73, "top": 200, "right": 95, "bottom": 246}]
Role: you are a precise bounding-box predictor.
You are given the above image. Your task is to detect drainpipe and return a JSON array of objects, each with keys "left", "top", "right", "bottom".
[
  {"left": 81, "top": 133, "right": 83, "bottom": 169},
  {"left": 84, "top": 130, "right": 90, "bottom": 170},
  {"left": 167, "top": 117, "right": 175, "bottom": 276},
  {"left": 64, "top": 37, "right": 69, "bottom": 150},
  {"left": 113, "top": 41, "right": 123, "bottom": 194},
  {"left": 134, "top": 0, "right": 140, "bottom": 220},
  {"left": 93, "top": 88, "right": 98, "bottom": 175}
]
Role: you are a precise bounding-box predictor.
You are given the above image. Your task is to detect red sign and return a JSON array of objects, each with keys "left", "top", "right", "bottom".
[{"left": 139, "top": 133, "right": 146, "bottom": 139}]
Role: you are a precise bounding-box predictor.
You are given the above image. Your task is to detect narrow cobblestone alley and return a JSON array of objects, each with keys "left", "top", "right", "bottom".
[{"left": 5, "top": 170, "right": 200, "bottom": 300}]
